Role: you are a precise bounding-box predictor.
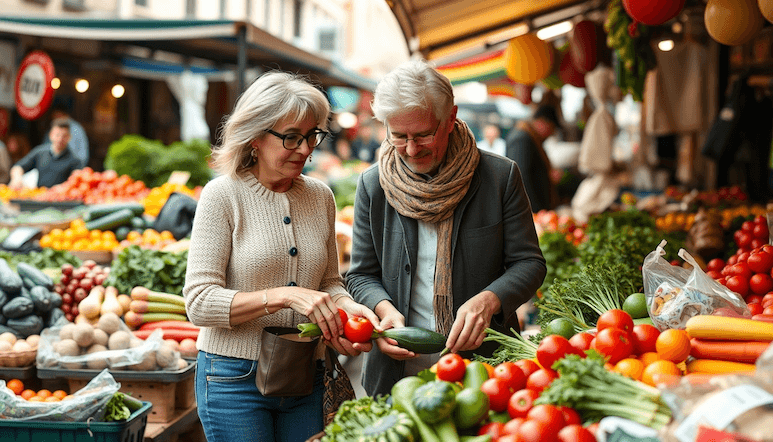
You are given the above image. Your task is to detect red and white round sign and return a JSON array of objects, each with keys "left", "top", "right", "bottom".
[{"left": 15, "top": 50, "right": 55, "bottom": 121}]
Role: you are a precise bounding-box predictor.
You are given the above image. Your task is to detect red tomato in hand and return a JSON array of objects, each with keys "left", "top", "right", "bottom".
[
  {"left": 537, "top": 335, "right": 580, "bottom": 370},
  {"left": 481, "top": 377, "right": 512, "bottom": 412},
  {"left": 493, "top": 361, "right": 527, "bottom": 392},
  {"left": 507, "top": 388, "right": 540, "bottom": 418},
  {"left": 436, "top": 353, "right": 466, "bottom": 382},
  {"left": 558, "top": 424, "right": 598, "bottom": 442},
  {"left": 630, "top": 324, "right": 660, "bottom": 355},
  {"left": 526, "top": 368, "right": 559, "bottom": 393},
  {"left": 596, "top": 309, "right": 634, "bottom": 333},
  {"left": 343, "top": 317, "right": 374, "bottom": 343},
  {"left": 517, "top": 419, "right": 560, "bottom": 442},
  {"left": 514, "top": 359, "right": 540, "bottom": 379},
  {"left": 592, "top": 327, "right": 633, "bottom": 364},
  {"left": 568, "top": 332, "right": 595, "bottom": 355},
  {"left": 337, "top": 309, "right": 348, "bottom": 324}
]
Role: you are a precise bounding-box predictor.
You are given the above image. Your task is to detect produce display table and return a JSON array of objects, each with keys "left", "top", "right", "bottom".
[{"left": 143, "top": 403, "right": 205, "bottom": 442}]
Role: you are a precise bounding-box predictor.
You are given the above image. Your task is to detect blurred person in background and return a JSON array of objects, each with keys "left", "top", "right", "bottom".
[
  {"left": 9, "top": 118, "right": 82, "bottom": 189},
  {"left": 47, "top": 105, "right": 89, "bottom": 168},
  {"left": 477, "top": 123, "right": 506, "bottom": 157}
]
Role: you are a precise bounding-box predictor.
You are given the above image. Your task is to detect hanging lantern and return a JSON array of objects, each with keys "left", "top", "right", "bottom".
[
  {"left": 622, "top": 0, "right": 686, "bottom": 26},
  {"left": 705, "top": 0, "right": 764, "bottom": 46},
  {"left": 570, "top": 20, "right": 599, "bottom": 73},
  {"left": 559, "top": 51, "right": 586, "bottom": 88},
  {"left": 504, "top": 33, "right": 554, "bottom": 85},
  {"left": 761, "top": 0, "right": 773, "bottom": 23}
]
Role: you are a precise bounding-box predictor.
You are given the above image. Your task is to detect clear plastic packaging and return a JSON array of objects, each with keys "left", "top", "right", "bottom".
[
  {"left": 642, "top": 240, "right": 750, "bottom": 331},
  {"left": 0, "top": 368, "right": 119, "bottom": 421}
]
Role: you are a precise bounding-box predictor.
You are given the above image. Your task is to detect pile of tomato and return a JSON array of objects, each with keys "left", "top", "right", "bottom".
[{"left": 32, "top": 168, "right": 149, "bottom": 204}]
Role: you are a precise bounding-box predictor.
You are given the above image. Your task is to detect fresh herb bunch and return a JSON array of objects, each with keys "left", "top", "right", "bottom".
[
  {"left": 105, "top": 245, "right": 188, "bottom": 295},
  {"left": 538, "top": 231, "right": 581, "bottom": 296},
  {"left": 476, "top": 327, "right": 540, "bottom": 366},
  {"left": 536, "top": 351, "right": 671, "bottom": 429},
  {"left": 321, "top": 395, "right": 394, "bottom": 442}
]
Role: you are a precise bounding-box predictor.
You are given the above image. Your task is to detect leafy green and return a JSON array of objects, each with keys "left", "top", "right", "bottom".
[
  {"left": 538, "top": 231, "right": 580, "bottom": 296},
  {"left": 105, "top": 245, "right": 188, "bottom": 295},
  {"left": 0, "top": 248, "right": 81, "bottom": 270},
  {"left": 103, "top": 392, "right": 131, "bottom": 422},
  {"left": 476, "top": 328, "right": 539, "bottom": 366},
  {"left": 321, "top": 395, "right": 393, "bottom": 442}
]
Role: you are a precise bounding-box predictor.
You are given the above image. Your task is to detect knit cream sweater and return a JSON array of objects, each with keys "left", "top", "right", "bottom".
[{"left": 183, "top": 171, "right": 348, "bottom": 360}]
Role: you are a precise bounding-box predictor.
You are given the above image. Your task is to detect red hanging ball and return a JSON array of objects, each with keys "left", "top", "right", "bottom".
[{"left": 622, "top": 0, "right": 686, "bottom": 26}]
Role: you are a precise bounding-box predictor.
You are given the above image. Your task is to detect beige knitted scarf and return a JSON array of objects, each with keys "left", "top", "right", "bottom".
[{"left": 378, "top": 118, "right": 480, "bottom": 335}]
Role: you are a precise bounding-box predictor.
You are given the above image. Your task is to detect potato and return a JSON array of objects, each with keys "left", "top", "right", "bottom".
[
  {"left": 107, "top": 330, "right": 131, "bottom": 351},
  {"left": 85, "top": 344, "right": 108, "bottom": 369},
  {"left": 155, "top": 345, "right": 176, "bottom": 370},
  {"left": 178, "top": 338, "right": 198, "bottom": 358},
  {"left": 58, "top": 323, "right": 77, "bottom": 341},
  {"left": 96, "top": 313, "right": 122, "bottom": 336},
  {"left": 0, "top": 332, "right": 17, "bottom": 346},
  {"left": 24, "top": 334, "right": 40, "bottom": 348},
  {"left": 176, "top": 357, "right": 188, "bottom": 370},
  {"left": 93, "top": 329, "right": 109, "bottom": 347},
  {"left": 72, "top": 323, "right": 95, "bottom": 348},
  {"left": 0, "top": 341, "right": 11, "bottom": 352},
  {"left": 55, "top": 339, "right": 80, "bottom": 357},
  {"left": 130, "top": 350, "right": 157, "bottom": 371}
]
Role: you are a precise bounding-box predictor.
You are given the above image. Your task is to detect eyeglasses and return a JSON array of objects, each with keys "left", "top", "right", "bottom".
[
  {"left": 265, "top": 129, "right": 329, "bottom": 150},
  {"left": 385, "top": 122, "right": 440, "bottom": 148}
]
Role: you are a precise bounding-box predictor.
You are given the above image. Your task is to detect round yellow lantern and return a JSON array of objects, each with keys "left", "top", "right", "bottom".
[
  {"left": 504, "top": 33, "right": 554, "bottom": 85},
  {"left": 705, "top": 0, "right": 764, "bottom": 46},
  {"left": 759, "top": 0, "right": 773, "bottom": 23}
]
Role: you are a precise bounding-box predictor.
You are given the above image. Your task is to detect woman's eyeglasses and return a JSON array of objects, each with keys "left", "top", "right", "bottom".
[{"left": 265, "top": 129, "right": 329, "bottom": 150}]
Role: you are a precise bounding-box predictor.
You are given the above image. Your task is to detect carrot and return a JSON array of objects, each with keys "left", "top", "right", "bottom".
[
  {"left": 751, "top": 314, "right": 773, "bottom": 324},
  {"left": 139, "top": 320, "right": 199, "bottom": 332},
  {"left": 130, "top": 299, "right": 187, "bottom": 315},
  {"left": 130, "top": 286, "right": 185, "bottom": 306},
  {"left": 685, "top": 359, "right": 757, "bottom": 374},
  {"left": 689, "top": 338, "right": 770, "bottom": 364},
  {"left": 133, "top": 328, "right": 199, "bottom": 342},
  {"left": 685, "top": 315, "right": 773, "bottom": 341}
]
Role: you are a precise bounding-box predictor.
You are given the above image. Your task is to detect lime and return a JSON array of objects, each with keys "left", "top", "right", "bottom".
[
  {"left": 623, "top": 293, "right": 649, "bottom": 319},
  {"left": 545, "top": 318, "right": 575, "bottom": 339}
]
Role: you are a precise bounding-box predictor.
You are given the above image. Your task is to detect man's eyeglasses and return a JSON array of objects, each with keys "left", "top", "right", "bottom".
[
  {"left": 265, "top": 129, "right": 329, "bottom": 150},
  {"left": 385, "top": 122, "right": 440, "bottom": 148}
]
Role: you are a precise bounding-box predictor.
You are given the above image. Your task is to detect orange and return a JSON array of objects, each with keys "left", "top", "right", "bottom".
[
  {"left": 52, "top": 390, "right": 68, "bottom": 400},
  {"left": 656, "top": 329, "right": 692, "bottom": 363},
  {"left": 27, "top": 396, "right": 43, "bottom": 402},
  {"left": 6, "top": 379, "right": 24, "bottom": 395},
  {"left": 613, "top": 358, "right": 645, "bottom": 381},
  {"left": 641, "top": 360, "right": 682, "bottom": 387},
  {"left": 62, "top": 395, "right": 75, "bottom": 401},
  {"left": 20, "top": 389, "right": 36, "bottom": 400},
  {"left": 639, "top": 352, "right": 661, "bottom": 367},
  {"left": 36, "top": 389, "right": 52, "bottom": 399},
  {"left": 482, "top": 362, "right": 495, "bottom": 379},
  {"left": 44, "top": 396, "right": 60, "bottom": 402}
]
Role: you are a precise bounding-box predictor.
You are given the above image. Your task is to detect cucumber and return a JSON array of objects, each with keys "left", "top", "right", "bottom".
[
  {"left": 83, "top": 203, "right": 145, "bottom": 222},
  {"left": 0, "top": 258, "right": 23, "bottom": 295},
  {"left": 377, "top": 327, "right": 447, "bottom": 354},
  {"left": 1, "top": 296, "right": 34, "bottom": 319},
  {"left": 16, "top": 262, "right": 54, "bottom": 290},
  {"left": 85, "top": 208, "right": 136, "bottom": 231},
  {"left": 7, "top": 314, "right": 44, "bottom": 338},
  {"left": 29, "top": 285, "right": 54, "bottom": 314}
]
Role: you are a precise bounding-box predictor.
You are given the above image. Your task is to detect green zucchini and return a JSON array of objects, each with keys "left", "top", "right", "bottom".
[
  {"left": 83, "top": 202, "right": 145, "bottom": 222},
  {"left": 377, "top": 327, "right": 447, "bottom": 354},
  {"left": 0, "top": 258, "right": 23, "bottom": 295},
  {"left": 85, "top": 208, "right": 136, "bottom": 231},
  {"left": 16, "top": 262, "right": 54, "bottom": 290}
]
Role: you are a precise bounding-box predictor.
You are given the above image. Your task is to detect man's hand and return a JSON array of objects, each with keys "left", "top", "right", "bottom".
[{"left": 445, "top": 290, "right": 501, "bottom": 353}]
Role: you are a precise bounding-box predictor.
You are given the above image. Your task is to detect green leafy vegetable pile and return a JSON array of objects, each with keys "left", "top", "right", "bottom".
[
  {"left": 538, "top": 231, "right": 580, "bottom": 297},
  {"left": 536, "top": 351, "right": 671, "bottom": 429},
  {"left": 105, "top": 245, "right": 188, "bottom": 295},
  {"left": 321, "top": 395, "right": 394, "bottom": 442},
  {"left": 0, "top": 248, "right": 81, "bottom": 270}
]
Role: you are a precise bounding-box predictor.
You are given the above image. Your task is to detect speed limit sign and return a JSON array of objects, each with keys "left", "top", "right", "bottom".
[{"left": 15, "top": 50, "right": 55, "bottom": 121}]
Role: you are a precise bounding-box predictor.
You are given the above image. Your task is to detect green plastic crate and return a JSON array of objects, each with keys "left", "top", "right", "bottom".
[{"left": 0, "top": 401, "right": 151, "bottom": 442}]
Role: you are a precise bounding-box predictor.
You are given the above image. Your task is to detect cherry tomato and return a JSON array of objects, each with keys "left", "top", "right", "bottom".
[
  {"left": 630, "top": 324, "right": 660, "bottom": 355},
  {"left": 568, "top": 332, "right": 595, "bottom": 355},
  {"left": 478, "top": 421, "right": 505, "bottom": 438},
  {"left": 729, "top": 262, "right": 753, "bottom": 280},
  {"left": 526, "top": 368, "right": 558, "bottom": 393},
  {"left": 343, "top": 317, "right": 374, "bottom": 343},
  {"left": 517, "top": 418, "right": 560, "bottom": 442},
  {"left": 436, "top": 353, "right": 466, "bottom": 383},
  {"left": 558, "top": 406, "right": 582, "bottom": 426},
  {"left": 706, "top": 258, "right": 725, "bottom": 272},
  {"left": 502, "top": 417, "right": 525, "bottom": 436},
  {"left": 742, "top": 220, "right": 755, "bottom": 233},
  {"left": 527, "top": 404, "right": 566, "bottom": 428},
  {"left": 493, "top": 361, "right": 527, "bottom": 392},
  {"left": 537, "top": 335, "right": 579, "bottom": 371},
  {"left": 592, "top": 327, "right": 633, "bottom": 364},
  {"left": 706, "top": 270, "right": 722, "bottom": 280},
  {"left": 753, "top": 223, "right": 769, "bottom": 240},
  {"left": 748, "top": 251, "right": 773, "bottom": 274},
  {"left": 748, "top": 303, "right": 764, "bottom": 316},
  {"left": 726, "top": 275, "right": 750, "bottom": 298},
  {"left": 747, "top": 294, "right": 764, "bottom": 304},
  {"left": 596, "top": 309, "right": 634, "bottom": 333},
  {"left": 727, "top": 255, "right": 738, "bottom": 266},
  {"left": 514, "top": 359, "right": 540, "bottom": 379},
  {"left": 750, "top": 273, "right": 773, "bottom": 295},
  {"left": 507, "top": 388, "right": 540, "bottom": 418},
  {"left": 558, "top": 424, "right": 598, "bottom": 442},
  {"left": 481, "top": 377, "right": 512, "bottom": 412}
]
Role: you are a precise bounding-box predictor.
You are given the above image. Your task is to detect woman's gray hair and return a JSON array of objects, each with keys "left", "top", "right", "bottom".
[
  {"left": 210, "top": 71, "right": 331, "bottom": 177},
  {"left": 371, "top": 59, "right": 454, "bottom": 125}
]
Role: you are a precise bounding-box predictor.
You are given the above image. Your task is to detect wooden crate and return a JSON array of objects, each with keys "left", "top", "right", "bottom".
[{"left": 68, "top": 375, "right": 192, "bottom": 423}]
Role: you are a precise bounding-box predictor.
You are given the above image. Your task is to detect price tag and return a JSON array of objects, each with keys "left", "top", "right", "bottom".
[
  {"left": 167, "top": 171, "right": 190, "bottom": 186},
  {"left": 14, "top": 51, "right": 55, "bottom": 121}
]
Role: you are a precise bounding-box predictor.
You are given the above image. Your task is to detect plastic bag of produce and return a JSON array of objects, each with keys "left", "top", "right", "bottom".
[
  {"left": 642, "top": 240, "right": 750, "bottom": 331},
  {"left": 36, "top": 316, "right": 181, "bottom": 371},
  {"left": 0, "top": 368, "right": 119, "bottom": 421}
]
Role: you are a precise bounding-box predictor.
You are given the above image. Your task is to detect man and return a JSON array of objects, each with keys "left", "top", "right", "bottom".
[
  {"left": 346, "top": 60, "right": 546, "bottom": 397},
  {"left": 477, "top": 124, "right": 506, "bottom": 157},
  {"left": 9, "top": 118, "right": 83, "bottom": 189},
  {"left": 48, "top": 106, "right": 89, "bottom": 167},
  {"left": 504, "top": 105, "right": 561, "bottom": 213}
]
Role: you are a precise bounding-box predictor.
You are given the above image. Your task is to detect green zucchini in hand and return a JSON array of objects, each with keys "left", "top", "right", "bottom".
[{"left": 297, "top": 321, "right": 447, "bottom": 354}]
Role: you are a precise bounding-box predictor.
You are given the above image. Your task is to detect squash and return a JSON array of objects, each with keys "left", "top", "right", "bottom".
[
  {"left": 685, "top": 315, "right": 773, "bottom": 341},
  {"left": 412, "top": 380, "right": 457, "bottom": 424},
  {"left": 79, "top": 286, "right": 105, "bottom": 320},
  {"left": 101, "top": 286, "right": 124, "bottom": 317}
]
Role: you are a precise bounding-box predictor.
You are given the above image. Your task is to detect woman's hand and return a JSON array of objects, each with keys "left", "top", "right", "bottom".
[
  {"left": 328, "top": 297, "right": 381, "bottom": 356},
  {"left": 282, "top": 287, "right": 343, "bottom": 341},
  {"left": 373, "top": 301, "right": 415, "bottom": 361}
]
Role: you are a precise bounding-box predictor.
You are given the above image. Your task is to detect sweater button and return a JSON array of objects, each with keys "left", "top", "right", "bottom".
[
  {"left": 404, "top": 264, "right": 410, "bottom": 273},
  {"left": 289, "top": 247, "right": 298, "bottom": 256},
  {"left": 288, "top": 282, "right": 297, "bottom": 286},
  {"left": 283, "top": 216, "right": 291, "bottom": 224}
]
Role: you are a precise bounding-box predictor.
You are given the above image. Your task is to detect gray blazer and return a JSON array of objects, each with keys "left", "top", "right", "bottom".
[{"left": 346, "top": 151, "right": 547, "bottom": 396}]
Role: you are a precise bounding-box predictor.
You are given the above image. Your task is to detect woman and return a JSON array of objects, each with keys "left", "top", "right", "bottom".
[{"left": 184, "top": 71, "right": 380, "bottom": 442}]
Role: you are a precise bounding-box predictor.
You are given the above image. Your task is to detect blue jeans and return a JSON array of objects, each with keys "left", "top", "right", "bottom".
[{"left": 195, "top": 351, "right": 325, "bottom": 442}]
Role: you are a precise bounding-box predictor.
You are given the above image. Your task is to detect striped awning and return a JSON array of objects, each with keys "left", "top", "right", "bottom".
[{"left": 436, "top": 48, "right": 507, "bottom": 85}]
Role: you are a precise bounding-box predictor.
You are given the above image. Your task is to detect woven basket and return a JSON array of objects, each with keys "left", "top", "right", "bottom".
[{"left": 0, "top": 349, "right": 37, "bottom": 367}]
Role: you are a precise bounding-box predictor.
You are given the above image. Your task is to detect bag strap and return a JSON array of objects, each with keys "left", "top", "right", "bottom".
[
  {"left": 264, "top": 326, "right": 306, "bottom": 336},
  {"left": 325, "top": 347, "right": 344, "bottom": 375}
]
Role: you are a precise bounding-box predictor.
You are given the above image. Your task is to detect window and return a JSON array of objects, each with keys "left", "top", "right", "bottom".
[
  {"left": 63, "top": 0, "right": 85, "bottom": 9},
  {"left": 293, "top": 0, "right": 302, "bottom": 38},
  {"left": 318, "top": 28, "right": 336, "bottom": 52},
  {"left": 186, "top": 0, "right": 196, "bottom": 17},
  {"left": 220, "top": 0, "right": 227, "bottom": 18},
  {"left": 135, "top": 0, "right": 147, "bottom": 6}
]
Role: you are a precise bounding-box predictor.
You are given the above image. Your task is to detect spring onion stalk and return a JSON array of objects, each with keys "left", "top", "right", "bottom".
[{"left": 480, "top": 327, "right": 539, "bottom": 362}]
